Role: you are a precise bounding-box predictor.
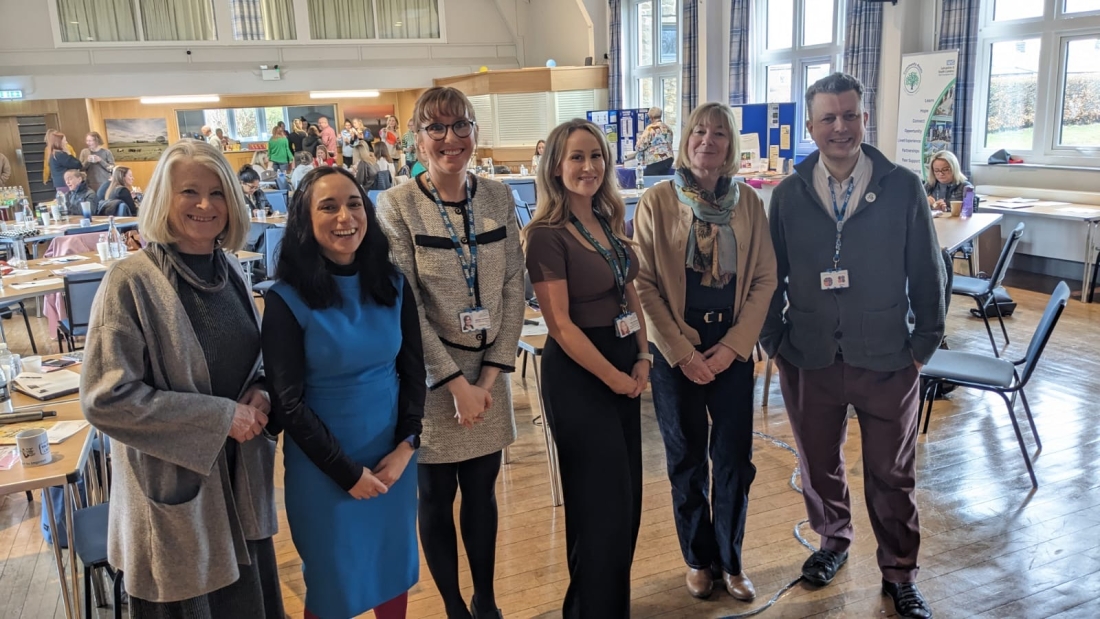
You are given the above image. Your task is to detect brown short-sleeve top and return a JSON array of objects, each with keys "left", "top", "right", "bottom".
[{"left": 525, "top": 225, "right": 639, "bottom": 328}]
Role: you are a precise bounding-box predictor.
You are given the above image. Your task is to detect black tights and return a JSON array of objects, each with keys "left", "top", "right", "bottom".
[{"left": 418, "top": 451, "right": 502, "bottom": 619}]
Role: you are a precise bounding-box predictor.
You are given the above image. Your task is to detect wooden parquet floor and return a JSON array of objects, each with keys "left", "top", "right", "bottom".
[{"left": 2, "top": 277, "right": 1099, "bottom": 618}]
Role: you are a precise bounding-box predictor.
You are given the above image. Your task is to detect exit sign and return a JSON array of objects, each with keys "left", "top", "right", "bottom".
[{"left": 0, "top": 90, "right": 23, "bottom": 100}]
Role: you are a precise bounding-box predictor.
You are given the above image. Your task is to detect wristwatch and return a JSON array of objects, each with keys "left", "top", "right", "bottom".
[
  {"left": 403, "top": 434, "right": 420, "bottom": 449},
  {"left": 636, "top": 352, "right": 654, "bottom": 364}
]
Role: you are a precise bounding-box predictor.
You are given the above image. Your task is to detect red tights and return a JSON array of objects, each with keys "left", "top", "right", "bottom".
[{"left": 304, "top": 591, "right": 408, "bottom": 619}]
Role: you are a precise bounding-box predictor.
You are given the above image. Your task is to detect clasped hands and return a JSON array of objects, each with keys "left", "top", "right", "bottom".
[
  {"left": 229, "top": 385, "right": 270, "bottom": 442},
  {"left": 680, "top": 342, "right": 738, "bottom": 385}
]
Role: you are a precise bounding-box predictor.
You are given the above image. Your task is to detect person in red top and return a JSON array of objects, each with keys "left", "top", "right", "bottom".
[
  {"left": 314, "top": 145, "right": 335, "bottom": 167},
  {"left": 318, "top": 116, "right": 338, "bottom": 157}
]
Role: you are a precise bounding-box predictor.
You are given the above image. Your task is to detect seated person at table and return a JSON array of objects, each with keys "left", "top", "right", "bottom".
[
  {"left": 314, "top": 145, "right": 336, "bottom": 168},
  {"left": 925, "top": 150, "right": 972, "bottom": 212},
  {"left": 240, "top": 165, "right": 272, "bottom": 215},
  {"left": 63, "top": 169, "right": 98, "bottom": 215},
  {"left": 102, "top": 166, "right": 139, "bottom": 216},
  {"left": 291, "top": 151, "right": 315, "bottom": 189}
]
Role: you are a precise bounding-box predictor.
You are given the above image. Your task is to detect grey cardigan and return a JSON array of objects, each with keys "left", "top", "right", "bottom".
[
  {"left": 760, "top": 145, "right": 946, "bottom": 372},
  {"left": 81, "top": 249, "right": 278, "bottom": 603}
]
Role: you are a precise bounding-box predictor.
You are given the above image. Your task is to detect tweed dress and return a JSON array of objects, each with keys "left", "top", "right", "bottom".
[{"left": 376, "top": 174, "right": 525, "bottom": 464}]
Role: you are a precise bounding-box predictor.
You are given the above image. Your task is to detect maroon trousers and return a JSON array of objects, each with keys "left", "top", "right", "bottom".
[{"left": 775, "top": 355, "right": 922, "bottom": 583}]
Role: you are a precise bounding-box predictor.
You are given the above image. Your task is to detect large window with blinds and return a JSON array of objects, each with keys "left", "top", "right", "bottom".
[
  {"left": 306, "top": 0, "right": 441, "bottom": 40},
  {"left": 624, "top": 0, "right": 681, "bottom": 128},
  {"left": 974, "top": 0, "right": 1100, "bottom": 165}
]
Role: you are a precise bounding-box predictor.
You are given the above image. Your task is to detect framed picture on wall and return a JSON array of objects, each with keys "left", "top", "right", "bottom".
[{"left": 106, "top": 118, "right": 169, "bottom": 162}]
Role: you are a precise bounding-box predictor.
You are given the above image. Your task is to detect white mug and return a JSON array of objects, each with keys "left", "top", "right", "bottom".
[{"left": 16, "top": 428, "right": 51, "bottom": 467}]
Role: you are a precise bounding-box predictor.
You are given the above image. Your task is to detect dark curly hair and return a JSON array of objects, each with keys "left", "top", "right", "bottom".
[{"left": 275, "top": 166, "right": 398, "bottom": 309}]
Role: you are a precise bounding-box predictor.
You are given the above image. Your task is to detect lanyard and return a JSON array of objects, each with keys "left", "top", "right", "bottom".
[
  {"left": 827, "top": 177, "right": 856, "bottom": 271},
  {"left": 425, "top": 173, "right": 479, "bottom": 304},
  {"left": 570, "top": 211, "right": 631, "bottom": 313}
]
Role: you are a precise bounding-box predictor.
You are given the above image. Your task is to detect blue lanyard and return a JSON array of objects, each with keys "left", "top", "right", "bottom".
[
  {"left": 569, "top": 211, "right": 631, "bottom": 313},
  {"left": 424, "top": 173, "right": 478, "bottom": 304},
  {"left": 828, "top": 177, "right": 856, "bottom": 271}
]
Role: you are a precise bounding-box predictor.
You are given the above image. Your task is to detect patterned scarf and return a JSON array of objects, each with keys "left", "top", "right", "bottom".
[{"left": 675, "top": 169, "right": 740, "bottom": 288}]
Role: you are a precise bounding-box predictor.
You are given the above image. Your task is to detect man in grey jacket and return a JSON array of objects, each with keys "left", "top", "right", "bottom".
[{"left": 760, "top": 73, "right": 944, "bottom": 619}]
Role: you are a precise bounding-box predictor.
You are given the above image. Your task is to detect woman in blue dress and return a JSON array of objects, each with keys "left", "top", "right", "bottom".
[{"left": 262, "top": 165, "right": 426, "bottom": 619}]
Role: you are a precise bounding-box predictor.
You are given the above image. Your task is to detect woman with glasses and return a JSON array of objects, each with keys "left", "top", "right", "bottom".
[
  {"left": 376, "top": 86, "right": 525, "bottom": 619},
  {"left": 924, "top": 150, "right": 972, "bottom": 212},
  {"left": 239, "top": 165, "right": 271, "bottom": 215}
]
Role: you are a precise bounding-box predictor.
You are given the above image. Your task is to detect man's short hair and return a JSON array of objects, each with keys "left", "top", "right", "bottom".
[{"left": 805, "top": 72, "right": 864, "bottom": 117}]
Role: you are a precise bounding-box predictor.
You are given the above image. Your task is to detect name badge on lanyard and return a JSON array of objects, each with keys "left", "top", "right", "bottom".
[
  {"left": 424, "top": 173, "right": 492, "bottom": 332},
  {"left": 821, "top": 177, "right": 855, "bottom": 291},
  {"left": 570, "top": 212, "right": 638, "bottom": 338}
]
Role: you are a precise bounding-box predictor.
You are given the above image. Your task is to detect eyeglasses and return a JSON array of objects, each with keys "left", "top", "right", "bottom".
[
  {"left": 932, "top": 167, "right": 952, "bottom": 175},
  {"left": 420, "top": 120, "right": 476, "bottom": 141}
]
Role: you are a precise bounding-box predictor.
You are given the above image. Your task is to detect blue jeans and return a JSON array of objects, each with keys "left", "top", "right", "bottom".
[
  {"left": 649, "top": 316, "right": 757, "bottom": 574},
  {"left": 271, "top": 162, "right": 288, "bottom": 172}
]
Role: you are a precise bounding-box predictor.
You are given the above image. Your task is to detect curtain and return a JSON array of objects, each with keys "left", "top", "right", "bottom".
[
  {"left": 308, "top": 0, "right": 375, "bottom": 39},
  {"left": 842, "top": 1, "right": 883, "bottom": 145},
  {"left": 939, "top": 0, "right": 981, "bottom": 175},
  {"left": 232, "top": 0, "right": 295, "bottom": 40},
  {"left": 681, "top": 0, "right": 698, "bottom": 121},
  {"left": 57, "top": 0, "right": 138, "bottom": 42},
  {"left": 142, "top": 0, "right": 217, "bottom": 41},
  {"left": 377, "top": 0, "right": 440, "bottom": 39},
  {"left": 609, "top": 0, "right": 623, "bottom": 109},
  {"left": 727, "top": 0, "right": 750, "bottom": 105}
]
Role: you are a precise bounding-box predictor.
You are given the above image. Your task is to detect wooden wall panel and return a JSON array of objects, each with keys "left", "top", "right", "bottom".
[{"left": 434, "top": 67, "right": 607, "bottom": 96}]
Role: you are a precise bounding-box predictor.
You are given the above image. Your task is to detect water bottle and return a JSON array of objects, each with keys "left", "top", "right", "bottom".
[
  {"left": 278, "top": 168, "right": 286, "bottom": 187},
  {"left": 635, "top": 166, "right": 645, "bottom": 191},
  {"left": 487, "top": 158, "right": 495, "bottom": 177},
  {"left": 0, "top": 343, "right": 12, "bottom": 402},
  {"left": 106, "top": 216, "right": 123, "bottom": 259}
]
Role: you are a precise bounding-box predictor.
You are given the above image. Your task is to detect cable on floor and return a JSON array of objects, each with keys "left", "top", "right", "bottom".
[{"left": 715, "top": 431, "right": 815, "bottom": 619}]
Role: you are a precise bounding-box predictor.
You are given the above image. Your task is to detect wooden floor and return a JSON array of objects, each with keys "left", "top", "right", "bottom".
[{"left": 2, "top": 275, "right": 1099, "bottom": 619}]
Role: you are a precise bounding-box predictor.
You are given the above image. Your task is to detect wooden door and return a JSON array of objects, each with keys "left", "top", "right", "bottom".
[{"left": 0, "top": 118, "right": 29, "bottom": 195}]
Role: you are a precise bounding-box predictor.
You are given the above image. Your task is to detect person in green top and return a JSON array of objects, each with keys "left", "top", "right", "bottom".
[
  {"left": 268, "top": 125, "right": 293, "bottom": 171},
  {"left": 409, "top": 160, "right": 426, "bottom": 179}
]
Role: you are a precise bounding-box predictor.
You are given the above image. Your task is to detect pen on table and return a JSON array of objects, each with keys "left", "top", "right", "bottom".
[{"left": 0, "top": 410, "right": 58, "bottom": 424}]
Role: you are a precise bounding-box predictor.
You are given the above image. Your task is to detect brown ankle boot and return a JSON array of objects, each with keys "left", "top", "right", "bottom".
[
  {"left": 686, "top": 567, "right": 715, "bottom": 599},
  {"left": 724, "top": 571, "right": 756, "bottom": 601}
]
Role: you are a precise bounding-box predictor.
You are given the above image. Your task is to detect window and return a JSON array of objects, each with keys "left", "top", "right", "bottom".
[
  {"left": 231, "top": 0, "right": 296, "bottom": 41},
  {"left": 754, "top": 0, "right": 844, "bottom": 150},
  {"left": 141, "top": 0, "right": 216, "bottom": 41},
  {"left": 182, "top": 107, "right": 290, "bottom": 142},
  {"left": 625, "top": 0, "right": 680, "bottom": 128},
  {"left": 975, "top": 0, "right": 1100, "bottom": 164},
  {"left": 57, "top": 0, "right": 139, "bottom": 42},
  {"left": 307, "top": 0, "right": 440, "bottom": 40}
]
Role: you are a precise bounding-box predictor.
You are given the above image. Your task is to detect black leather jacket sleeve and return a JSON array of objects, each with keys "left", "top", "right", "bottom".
[
  {"left": 261, "top": 289, "right": 363, "bottom": 491},
  {"left": 395, "top": 278, "right": 426, "bottom": 443}
]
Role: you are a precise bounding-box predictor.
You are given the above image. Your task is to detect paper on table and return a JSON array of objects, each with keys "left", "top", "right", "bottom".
[
  {"left": 522, "top": 318, "right": 548, "bottom": 337},
  {"left": 46, "top": 420, "right": 89, "bottom": 444},
  {"left": 8, "top": 278, "right": 63, "bottom": 290},
  {"left": 53, "top": 262, "right": 107, "bottom": 275},
  {"left": 40, "top": 256, "right": 89, "bottom": 265},
  {"left": 7, "top": 269, "right": 42, "bottom": 277}
]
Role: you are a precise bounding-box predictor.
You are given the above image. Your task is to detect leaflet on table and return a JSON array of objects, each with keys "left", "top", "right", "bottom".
[
  {"left": 521, "top": 317, "right": 548, "bottom": 337},
  {"left": 739, "top": 133, "right": 761, "bottom": 172},
  {"left": 38, "top": 256, "right": 88, "bottom": 265},
  {"left": 51, "top": 262, "right": 107, "bottom": 276},
  {"left": 8, "top": 278, "right": 63, "bottom": 290}
]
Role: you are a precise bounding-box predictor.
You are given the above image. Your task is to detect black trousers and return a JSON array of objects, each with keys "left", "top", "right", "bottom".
[
  {"left": 649, "top": 313, "right": 756, "bottom": 574},
  {"left": 541, "top": 327, "right": 642, "bottom": 619}
]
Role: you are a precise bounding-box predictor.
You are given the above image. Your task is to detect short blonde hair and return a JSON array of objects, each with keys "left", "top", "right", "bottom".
[
  {"left": 526, "top": 119, "right": 629, "bottom": 242},
  {"left": 139, "top": 139, "right": 249, "bottom": 251},
  {"left": 928, "top": 150, "right": 967, "bottom": 185},
  {"left": 64, "top": 169, "right": 86, "bottom": 182},
  {"left": 676, "top": 102, "right": 741, "bottom": 179}
]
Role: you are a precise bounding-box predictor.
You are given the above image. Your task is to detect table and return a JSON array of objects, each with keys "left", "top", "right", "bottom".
[
  {"left": 933, "top": 212, "right": 1003, "bottom": 255},
  {"left": 517, "top": 308, "right": 563, "bottom": 507},
  {"left": 979, "top": 196, "right": 1100, "bottom": 298},
  {"left": 0, "top": 401, "right": 95, "bottom": 619},
  {"left": 0, "top": 217, "right": 140, "bottom": 259}
]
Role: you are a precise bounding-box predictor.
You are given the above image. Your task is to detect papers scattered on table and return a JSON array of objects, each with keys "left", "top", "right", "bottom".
[
  {"left": 7, "top": 269, "right": 42, "bottom": 277},
  {"left": 986, "top": 201, "right": 1036, "bottom": 209},
  {"left": 46, "top": 421, "right": 88, "bottom": 444},
  {"left": 522, "top": 317, "right": 548, "bottom": 337},
  {"left": 52, "top": 262, "right": 106, "bottom": 275},
  {"left": 8, "top": 278, "right": 63, "bottom": 290},
  {"left": 39, "top": 256, "right": 89, "bottom": 265}
]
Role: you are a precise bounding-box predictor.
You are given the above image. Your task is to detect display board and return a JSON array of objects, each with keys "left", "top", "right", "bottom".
[{"left": 895, "top": 50, "right": 959, "bottom": 178}]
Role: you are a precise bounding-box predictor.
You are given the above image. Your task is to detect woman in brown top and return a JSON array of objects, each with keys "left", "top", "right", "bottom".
[
  {"left": 524, "top": 119, "right": 650, "bottom": 619},
  {"left": 634, "top": 102, "right": 777, "bottom": 602}
]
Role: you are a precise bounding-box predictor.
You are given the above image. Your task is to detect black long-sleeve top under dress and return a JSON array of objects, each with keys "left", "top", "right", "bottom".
[{"left": 261, "top": 262, "right": 426, "bottom": 491}]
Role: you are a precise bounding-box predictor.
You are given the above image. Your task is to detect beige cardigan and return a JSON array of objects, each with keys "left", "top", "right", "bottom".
[{"left": 634, "top": 180, "right": 778, "bottom": 365}]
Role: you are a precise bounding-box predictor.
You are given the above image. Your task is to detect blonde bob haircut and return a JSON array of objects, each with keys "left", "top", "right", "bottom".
[
  {"left": 413, "top": 86, "right": 479, "bottom": 141},
  {"left": 927, "top": 150, "right": 968, "bottom": 185},
  {"left": 676, "top": 102, "right": 741, "bottom": 179},
  {"left": 525, "top": 118, "right": 629, "bottom": 243},
  {"left": 139, "top": 139, "right": 249, "bottom": 252}
]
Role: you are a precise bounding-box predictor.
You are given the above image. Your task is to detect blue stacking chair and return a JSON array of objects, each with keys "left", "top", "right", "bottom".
[
  {"left": 368, "top": 189, "right": 383, "bottom": 204},
  {"left": 951, "top": 223, "right": 1025, "bottom": 357},
  {"left": 265, "top": 190, "right": 288, "bottom": 214},
  {"left": 512, "top": 190, "right": 532, "bottom": 226},
  {"left": 252, "top": 226, "right": 286, "bottom": 297},
  {"left": 643, "top": 175, "right": 674, "bottom": 188},
  {"left": 918, "top": 281, "right": 1070, "bottom": 488},
  {"left": 58, "top": 270, "right": 107, "bottom": 352}
]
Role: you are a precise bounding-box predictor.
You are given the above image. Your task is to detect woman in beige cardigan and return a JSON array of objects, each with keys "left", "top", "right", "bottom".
[{"left": 634, "top": 102, "right": 777, "bottom": 603}]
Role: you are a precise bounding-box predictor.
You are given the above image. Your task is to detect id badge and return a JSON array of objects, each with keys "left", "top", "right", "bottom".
[
  {"left": 459, "top": 308, "right": 491, "bottom": 333},
  {"left": 614, "top": 312, "right": 641, "bottom": 338},
  {"left": 820, "top": 269, "right": 850, "bottom": 290}
]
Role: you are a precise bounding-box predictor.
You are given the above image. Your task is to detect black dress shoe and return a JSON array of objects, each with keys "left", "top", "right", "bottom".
[
  {"left": 470, "top": 596, "right": 503, "bottom": 619},
  {"left": 800, "top": 549, "right": 848, "bottom": 586},
  {"left": 882, "top": 580, "right": 933, "bottom": 619}
]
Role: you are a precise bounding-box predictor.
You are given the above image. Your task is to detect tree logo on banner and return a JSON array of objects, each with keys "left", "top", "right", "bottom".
[{"left": 903, "top": 63, "right": 923, "bottom": 95}]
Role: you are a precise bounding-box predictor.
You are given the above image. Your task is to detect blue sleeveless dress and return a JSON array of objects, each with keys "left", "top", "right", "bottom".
[{"left": 271, "top": 275, "right": 418, "bottom": 619}]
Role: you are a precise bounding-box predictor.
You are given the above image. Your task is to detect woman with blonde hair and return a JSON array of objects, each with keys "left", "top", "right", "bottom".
[
  {"left": 524, "top": 118, "right": 649, "bottom": 618},
  {"left": 46, "top": 130, "right": 83, "bottom": 192},
  {"left": 289, "top": 118, "right": 307, "bottom": 155},
  {"left": 376, "top": 86, "right": 524, "bottom": 619},
  {"left": 634, "top": 102, "right": 776, "bottom": 602},
  {"left": 81, "top": 138, "right": 283, "bottom": 618},
  {"left": 103, "top": 166, "right": 138, "bottom": 215},
  {"left": 925, "top": 150, "right": 972, "bottom": 211},
  {"left": 43, "top": 129, "right": 79, "bottom": 187}
]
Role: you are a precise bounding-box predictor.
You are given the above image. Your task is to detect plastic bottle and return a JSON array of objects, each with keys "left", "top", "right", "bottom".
[
  {"left": 635, "top": 166, "right": 645, "bottom": 191},
  {"left": 0, "top": 343, "right": 12, "bottom": 402},
  {"left": 106, "top": 216, "right": 123, "bottom": 259}
]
